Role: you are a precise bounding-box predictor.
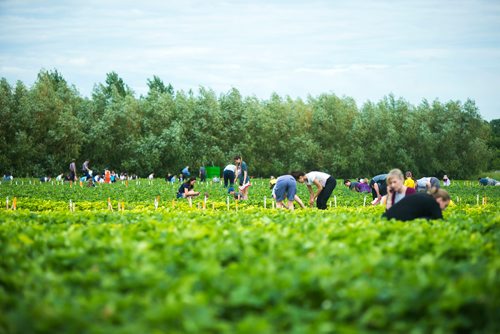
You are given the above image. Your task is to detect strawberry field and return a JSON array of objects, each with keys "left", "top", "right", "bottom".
[{"left": 1, "top": 179, "right": 499, "bottom": 333}]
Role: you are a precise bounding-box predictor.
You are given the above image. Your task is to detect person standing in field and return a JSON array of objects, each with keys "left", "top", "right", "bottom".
[
  {"left": 273, "top": 172, "right": 307, "bottom": 210},
  {"left": 370, "top": 174, "right": 388, "bottom": 205},
  {"left": 298, "top": 171, "right": 336, "bottom": 209},
  {"left": 385, "top": 168, "right": 416, "bottom": 211},
  {"left": 181, "top": 166, "right": 190, "bottom": 178},
  {"left": 223, "top": 163, "right": 236, "bottom": 188},
  {"left": 82, "top": 159, "right": 91, "bottom": 180},
  {"left": 69, "top": 159, "right": 77, "bottom": 181},
  {"left": 234, "top": 156, "right": 250, "bottom": 199},
  {"left": 382, "top": 188, "right": 450, "bottom": 221},
  {"left": 199, "top": 165, "right": 206, "bottom": 182}
]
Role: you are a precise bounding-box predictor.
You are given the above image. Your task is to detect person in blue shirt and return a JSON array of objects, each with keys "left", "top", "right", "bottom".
[
  {"left": 181, "top": 166, "right": 190, "bottom": 178},
  {"left": 478, "top": 177, "right": 500, "bottom": 186}
]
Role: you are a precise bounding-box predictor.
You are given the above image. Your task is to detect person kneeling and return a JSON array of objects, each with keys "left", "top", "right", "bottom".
[{"left": 177, "top": 177, "right": 200, "bottom": 199}]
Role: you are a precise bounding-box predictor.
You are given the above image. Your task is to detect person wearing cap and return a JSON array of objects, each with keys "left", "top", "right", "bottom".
[{"left": 416, "top": 177, "right": 440, "bottom": 192}]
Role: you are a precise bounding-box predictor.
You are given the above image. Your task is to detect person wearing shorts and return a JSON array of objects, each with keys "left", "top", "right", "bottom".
[{"left": 274, "top": 173, "right": 306, "bottom": 210}]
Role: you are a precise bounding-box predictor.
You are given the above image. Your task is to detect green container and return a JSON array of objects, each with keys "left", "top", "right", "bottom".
[{"left": 206, "top": 166, "right": 221, "bottom": 178}]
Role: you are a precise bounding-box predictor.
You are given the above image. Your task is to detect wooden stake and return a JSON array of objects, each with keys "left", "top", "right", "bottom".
[
  {"left": 363, "top": 195, "right": 367, "bottom": 207},
  {"left": 12, "top": 197, "right": 17, "bottom": 210},
  {"left": 264, "top": 196, "right": 267, "bottom": 209}
]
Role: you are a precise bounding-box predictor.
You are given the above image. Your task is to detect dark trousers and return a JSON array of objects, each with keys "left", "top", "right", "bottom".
[
  {"left": 317, "top": 177, "right": 336, "bottom": 210},
  {"left": 223, "top": 170, "right": 235, "bottom": 187}
]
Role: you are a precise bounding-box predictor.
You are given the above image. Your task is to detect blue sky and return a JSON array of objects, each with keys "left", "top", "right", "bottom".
[{"left": 1, "top": 0, "right": 499, "bottom": 120}]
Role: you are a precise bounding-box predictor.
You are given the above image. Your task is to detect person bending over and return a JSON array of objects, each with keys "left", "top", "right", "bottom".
[
  {"left": 274, "top": 172, "right": 307, "bottom": 210},
  {"left": 300, "top": 171, "right": 336, "bottom": 209},
  {"left": 382, "top": 188, "right": 450, "bottom": 221},
  {"left": 370, "top": 174, "right": 388, "bottom": 205}
]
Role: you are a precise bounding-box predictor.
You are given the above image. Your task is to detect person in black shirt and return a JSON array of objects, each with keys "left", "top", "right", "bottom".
[
  {"left": 176, "top": 177, "right": 200, "bottom": 199},
  {"left": 382, "top": 188, "right": 450, "bottom": 221}
]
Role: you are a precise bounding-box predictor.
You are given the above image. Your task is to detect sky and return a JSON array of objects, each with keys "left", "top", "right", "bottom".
[{"left": 0, "top": 0, "right": 499, "bottom": 120}]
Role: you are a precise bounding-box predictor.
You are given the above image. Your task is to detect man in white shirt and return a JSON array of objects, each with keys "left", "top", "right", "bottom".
[{"left": 299, "top": 171, "right": 337, "bottom": 210}]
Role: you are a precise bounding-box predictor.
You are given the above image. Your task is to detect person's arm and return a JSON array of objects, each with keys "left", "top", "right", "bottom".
[
  {"left": 233, "top": 165, "right": 240, "bottom": 181},
  {"left": 307, "top": 184, "right": 315, "bottom": 206},
  {"left": 386, "top": 186, "right": 394, "bottom": 210},
  {"left": 242, "top": 163, "right": 248, "bottom": 183},
  {"left": 294, "top": 195, "right": 306, "bottom": 209},
  {"left": 312, "top": 179, "right": 323, "bottom": 201},
  {"left": 373, "top": 183, "right": 381, "bottom": 198}
]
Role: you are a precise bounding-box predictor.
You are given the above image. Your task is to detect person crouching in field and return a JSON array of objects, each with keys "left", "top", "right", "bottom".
[
  {"left": 385, "top": 169, "right": 416, "bottom": 211},
  {"left": 274, "top": 172, "right": 307, "bottom": 210},
  {"left": 176, "top": 177, "right": 200, "bottom": 199},
  {"left": 382, "top": 188, "right": 450, "bottom": 221},
  {"left": 370, "top": 174, "right": 388, "bottom": 205},
  {"left": 299, "top": 171, "right": 336, "bottom": 209},
  {"left": 343, "top": 179, "right": 371, "bottom": 193},
  {"left": 416, "top": 176, "right": 440, "bottom": 192}
]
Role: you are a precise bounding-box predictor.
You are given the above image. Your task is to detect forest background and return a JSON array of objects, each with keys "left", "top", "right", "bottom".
[{"left": 1, "top": 70, "right": 498, "bottom": 179}]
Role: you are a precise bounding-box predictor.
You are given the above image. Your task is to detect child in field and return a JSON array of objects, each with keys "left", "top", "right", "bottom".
[{"left": 228, "top": 187, "right": 242, "bottom": 200}]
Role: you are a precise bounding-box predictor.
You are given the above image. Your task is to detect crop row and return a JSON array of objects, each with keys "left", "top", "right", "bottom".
[{"left": 1, "top": 209, "right": 499, "bottom": 333}]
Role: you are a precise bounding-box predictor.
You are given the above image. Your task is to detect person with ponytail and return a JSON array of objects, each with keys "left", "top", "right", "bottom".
[{"left": 382, "top": 187, "right": 450, "bottom": 221}]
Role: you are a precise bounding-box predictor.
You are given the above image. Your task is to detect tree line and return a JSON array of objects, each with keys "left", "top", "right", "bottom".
[{"left": 0, "top": 69, "right": 497, "bottom": 179}]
